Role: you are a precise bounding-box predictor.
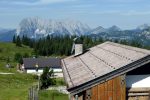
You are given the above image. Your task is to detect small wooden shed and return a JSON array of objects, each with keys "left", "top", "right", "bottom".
[{"left": 62, "top": 42, "right": 150, "bottom": 100}]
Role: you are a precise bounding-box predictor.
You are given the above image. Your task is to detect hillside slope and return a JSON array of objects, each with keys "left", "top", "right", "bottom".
[
  {"left": 0, "top": 42, "right": 33, "bottom": 71},
  {"left": 0, "top": 42, "right": 35, "bottom": 100}
]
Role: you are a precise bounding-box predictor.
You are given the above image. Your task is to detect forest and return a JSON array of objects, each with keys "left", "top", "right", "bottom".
[{"left": 12, "top": 35, "right": 150, "bottom": 57}]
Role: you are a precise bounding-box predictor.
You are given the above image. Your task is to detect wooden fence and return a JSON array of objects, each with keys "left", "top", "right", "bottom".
[{"left": 28, "top": 85, "right": 38, "bottom": 100}]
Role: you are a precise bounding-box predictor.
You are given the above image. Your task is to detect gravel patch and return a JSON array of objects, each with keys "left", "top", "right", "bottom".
[{"left": 47, "top": 86, "right": 69, "bottom": 94}]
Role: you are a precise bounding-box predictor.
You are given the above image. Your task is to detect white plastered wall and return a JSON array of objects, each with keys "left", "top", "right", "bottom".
[{"left": 126, "top": 75, "right": 150, "bottom": 88}]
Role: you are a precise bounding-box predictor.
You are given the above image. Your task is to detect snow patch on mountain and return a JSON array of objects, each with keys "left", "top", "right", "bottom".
[{"left": 17, "top": 17, "right": 91, "bottom": 38}]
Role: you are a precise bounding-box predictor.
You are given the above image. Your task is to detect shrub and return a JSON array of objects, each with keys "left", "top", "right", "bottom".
[
  {"left": 14, "top": 53, "right": 23, "bottom": 64},
  {"left": 0, "top": 48, "right": 3, "bottom": 52},
  {"left": 40, "top": 67, "right": 56, "bottom": 89}
]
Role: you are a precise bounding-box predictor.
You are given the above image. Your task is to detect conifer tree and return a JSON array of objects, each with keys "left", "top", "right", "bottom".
[
  {"left": 12, "top": 35, "right": 16, "bottom": 43},
  {"left": 16, "top": 36, "right": 22, "bottom": 47}
]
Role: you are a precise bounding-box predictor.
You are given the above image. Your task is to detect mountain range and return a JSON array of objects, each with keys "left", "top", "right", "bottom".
[
  {"left": 0, "top": 28, "right": 16, "bottom": 42},
  {"left": 89, "top": 24, "right": 150, "bottom": 45},
  {"left": 17, "top": 17, "right": 90, "bottom": 38},
  {"left": 0, "top": 17, "right": 149, "bottom": 45}
]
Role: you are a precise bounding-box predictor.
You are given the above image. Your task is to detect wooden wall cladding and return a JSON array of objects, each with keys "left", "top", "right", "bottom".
[
  {"left": 71, "top": 75, "right": 126, "bottom": 100},
  {"left": 71, "top": 75, "right": 150, "bottom": 100},
  {"left": 88, "top": 75, "right": 126, "bottom": 100}
]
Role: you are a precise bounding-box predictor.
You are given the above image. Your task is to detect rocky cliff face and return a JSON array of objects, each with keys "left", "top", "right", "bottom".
[{"left": 17, "top": 17, "right": 91, "bottom": 38}]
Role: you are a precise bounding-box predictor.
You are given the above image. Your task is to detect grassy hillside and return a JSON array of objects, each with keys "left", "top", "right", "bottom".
[
  {"left": 0, "top": 42, "right": 33, "bottom": 58},
  {"left": 0, "top": 73, "right": 36, "bottom": 100},
  {"left": 0, "top": 42, "right": 36, "bottom": 100},
  {"left": 0, "top": 42, "right": 33, "bottom": 72},
  {"left": 0, "top": 42, "right": 68, "bottom": 100}
]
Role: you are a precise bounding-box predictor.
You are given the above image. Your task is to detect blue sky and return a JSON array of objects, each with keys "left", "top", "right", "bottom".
[{"left": 1, "top": 0, "right": 150, "bottom": 29}]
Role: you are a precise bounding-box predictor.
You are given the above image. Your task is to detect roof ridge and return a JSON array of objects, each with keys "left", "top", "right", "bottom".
[
  {"left": 96, "top": 46, "right": 134, "bottom": 61},
  {"left": 106, "top": 42, "right": 149, "bottom": 55}
]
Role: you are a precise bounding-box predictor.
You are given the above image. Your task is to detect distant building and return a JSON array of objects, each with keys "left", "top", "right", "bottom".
[
  {"left": 23, "top": 58, "right": 63, "bottom": 77},
  {"left": 62, "top": 41, "right": 150, "bottom": 100}
]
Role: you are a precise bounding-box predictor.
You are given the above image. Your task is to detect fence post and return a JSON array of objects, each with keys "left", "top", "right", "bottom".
[
  {"left": 31, "top": 88, "right": 32, "bottom": 100},
  {"left": 33, "top": 86, "right": 35, "bottom": 100},
  {"left": 34, "top": 87, "right": 38, "bottom": 100},
  {"left": 52, "top": 91, "right": 54, "bottom": 100},
  {"left": 28, "top": 86, "right": 39, "bottom": 100},
  {"left": 28, "top": 88, "right": 31, "bottom": 100},
  {"left": 36, "top": 89, "right": 38, "bottom": 100}
]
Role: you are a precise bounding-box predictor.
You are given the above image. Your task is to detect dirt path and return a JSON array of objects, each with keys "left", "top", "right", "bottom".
[{"left": 0, "top": 72, "right": 14, "bottom": 75}]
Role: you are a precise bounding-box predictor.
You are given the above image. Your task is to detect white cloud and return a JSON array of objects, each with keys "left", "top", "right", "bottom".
[
  {"left": 85, "top": 9, "right": 150, "bottom": 16},
  {"left": 40, "top": 0, "right": 75, "bottom": 4},
  {"left": 120, "top": 10, "right": 150, "bottom": 16},
  {"left": 70, "top": 9, "right": 150, "bottom": 16},
  {"left": 3, "top": 0, "right": 76, "bottom": 6},
  {"left": 92, "top": 10, "right": 121, "bottom": 15},
  {"left": 104, "top": 0, "right": 144, "bottom": 3},
  {"left": 71, "top": 4, "right": 95, "bottom": 8}
]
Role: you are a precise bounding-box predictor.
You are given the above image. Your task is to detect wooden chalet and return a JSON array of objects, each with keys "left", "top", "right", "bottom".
[{"left": 62, "top": 41, "right": 150, "bottom": 100}]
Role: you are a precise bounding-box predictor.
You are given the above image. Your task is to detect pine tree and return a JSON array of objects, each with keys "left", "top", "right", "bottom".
[
  {"left": 16, "top": 36, "right": 22, "bottom": 47},
  {"left": 12, "top": 35, "right": 16, "bottom": 43}
]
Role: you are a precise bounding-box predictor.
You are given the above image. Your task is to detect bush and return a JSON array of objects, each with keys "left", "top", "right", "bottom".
[
  {"left": 23, "top": 53, "right": 30, "bottom": 58},
  {"left": 40, "top": 67, "right": 56, "bottom": 89},
  {"left": 0, "top": 48, "right": 3, "bottom": 52},
  {"left": 14, "top": 53, "right": 23, "bottom": 64}
]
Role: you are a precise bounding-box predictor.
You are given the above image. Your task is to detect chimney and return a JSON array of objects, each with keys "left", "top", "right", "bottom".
[{"left": 75, "top": 44, "right": 83, "bottom": 56}]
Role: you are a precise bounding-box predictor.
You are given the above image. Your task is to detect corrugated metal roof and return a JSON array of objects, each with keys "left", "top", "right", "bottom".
[
  {"left": 62, "top": 41, "right": 150, "bottom": 89},
  {"left": 23, "top": 58, "right": 61, "bottom": 69}
]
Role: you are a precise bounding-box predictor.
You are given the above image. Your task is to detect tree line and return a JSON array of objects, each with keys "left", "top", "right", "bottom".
[
  {"left": 12, "top": 35, "right": 103, "bottom": 56},
  {"left": 12, "top": 35, "right": 150, "bottom": 57}
]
